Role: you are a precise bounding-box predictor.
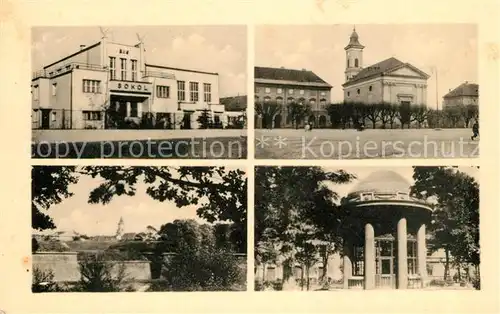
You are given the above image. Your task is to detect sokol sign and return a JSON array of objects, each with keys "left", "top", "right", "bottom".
[{"left": 110, "top": 81, "right": 151, "bottom": 92}]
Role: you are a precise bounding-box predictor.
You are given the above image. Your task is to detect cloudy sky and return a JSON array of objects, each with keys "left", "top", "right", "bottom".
[
  {"left": 256, "top": 24, "right": 477, "bottom": 106},
  {"left": 323, "top": 166, "right": 479, "bottom": 200},
  {"left": 35, "top": 167, "right": 245, "bottom": 237},
  {"left": 32, "top": 26, "right": 247, "bottom": 97}
]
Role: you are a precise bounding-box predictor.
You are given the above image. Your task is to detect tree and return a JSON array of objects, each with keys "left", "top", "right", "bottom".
[
  {"left": 197, "top": 108, "right": 213, "bottom": 129},
  {"left": 410, "top": 166, "right": 479, "bottom": 284},
  {"left": 412, "top": 104, "right": 431, "bottom": 128},
  {"left": 387, "top": 104, "right": 399, "bottom": 129},
  {"left": 364, "top": 103, "right": 381, "bottom": 129},
  {"left": 458, "top": 104, "right": 478, "bottom": 128},
  {"left": 255, "top": 166, "right": 355, "bottom": 289},
  {"left": 378, "top": 102, "right": 392, "bottom": 129},
  {"left": 326, "top": 103, "right": 342, "bottom": 129},
  {"left": 255, "top": 100, "right": 281, "bottom": 129},
  {"left": 287, "top": 101, "right": 309, "bottom": 129},
  {"left": 32, "top": 166, "right": 78, "bottom": 230},
  {"left": 443, "top": 106, "right": 462, "bottom": 128},
  {"left": 397, "top": 102, "right": 412, "bottom": 129}
]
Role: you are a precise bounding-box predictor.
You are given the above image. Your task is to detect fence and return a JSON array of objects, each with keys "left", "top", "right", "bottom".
[{"left": 32, "top": 108, "right": 246, "bottom": 130}]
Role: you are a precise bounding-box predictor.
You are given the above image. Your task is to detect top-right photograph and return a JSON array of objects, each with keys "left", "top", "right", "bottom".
[{"left": 254, "top": 24, "right": 479, "bottom": 159}]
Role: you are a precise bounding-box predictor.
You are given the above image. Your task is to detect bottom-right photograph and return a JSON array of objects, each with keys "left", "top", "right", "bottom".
[{"left": 254, "top": 166, "right": 480, "bottom": 291}]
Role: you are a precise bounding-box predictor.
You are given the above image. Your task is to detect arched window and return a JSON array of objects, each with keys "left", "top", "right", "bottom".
[
  {"left": 355, "top": 58, "right": 359, "bottom": 67},
  {"left": 264, "top": 96, "right": 271, "bottom": 102},
  {"left": 309, "top": 98, "right": 316, "bottom": 105},
  {"left": 287, "top": 97, "right": 295, "bottom": 104},
  {"left": 276, "top": 97, "right": 283, "bottom": 104},
  {"left": 347, "top": 59, "right": 350, "bottom": 68},
  {"left": 299, "top": 97, "right": 305, "bottom": 105}
]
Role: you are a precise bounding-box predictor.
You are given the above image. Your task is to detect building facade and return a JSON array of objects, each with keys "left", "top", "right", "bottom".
[
  {"left": 342, "top": 28, "right": 430, "bottom": 107},
  {"left": 254, "top": 66, "right": 332, "bottom": 128},
  {"left": 32, "top": 34, "right": 225, "bottom": 130},
  {"left": 442, "top": 81, "right": 479, "bottom": 110}
]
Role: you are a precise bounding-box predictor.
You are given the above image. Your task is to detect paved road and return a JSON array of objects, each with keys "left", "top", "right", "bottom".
[{"left": 255, "top": 128, "right": 479, "bottom": 159}]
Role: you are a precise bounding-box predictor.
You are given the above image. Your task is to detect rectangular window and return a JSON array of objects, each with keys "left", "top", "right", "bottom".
[
  {"left": 82, "top": 80, "right": 101, "bottom": 93},
  {"left": 203, "top": 83, "right": 211, "bottom": 103},
  {"left": 277, "top": 88, "right": 282, "bottom": 94},
  {"left": 265, "top": 87, "right": 271, "bottom": 93},
  {"left": 120, "top": 58, "right": 127, "bottom": 81},
  {"left": 189, "top": 82, "right": 199, "bottom": 102},
  {"left": 131, "top": 59, "right": 138, "bottom": 81},
  {"left": 321, "top": 91, "right": 326, "bottom": 96},
  {"left": 407, "top": 240, "right": 418, "bottom": 275},
  {"left": 109, "top": 57, "right": 116, "bottom": 80},
  {"left": 177, "top": 81, "right": 185, "bottom": 101},
  {"left": 51, "top": 83, "right": 57, "bottom": 96},
  {"left": 33, "top": 85, "right": 39, "bottom": 100},
  {"left": 83, "top": 111, "right": 102, "bottom": 121},
  {"left": 289, "top": 89, "right": 294, "bottom": 94},
  {"left": 300, "top": 90, "right": 305, "bottom": 95},
  {"left": 156, "top": 85, "right": 170, "bottom": 98}
]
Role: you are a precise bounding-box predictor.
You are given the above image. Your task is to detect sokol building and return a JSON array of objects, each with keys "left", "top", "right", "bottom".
[{"left": 32, "top": 34, "right": 226, "bottom": 130}]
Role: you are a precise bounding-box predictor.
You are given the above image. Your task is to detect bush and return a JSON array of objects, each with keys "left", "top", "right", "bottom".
[
  {"left": 472, "top": 276, "right": 480, "bottom": 290},
  {"left": 75, "top": 253, "right": 128, "bottom": 292},
  {"left": 254, "top": 280, "right": 264, "bottom": 291},
  {"left": 161, "top": 245, "right": 245, "bottom": 291},
  {"left": 32, "top": 268, "right": 64, "bottom": 293},
  {"left": 272, "top": 279, "right": 283, "bottom": 291}
]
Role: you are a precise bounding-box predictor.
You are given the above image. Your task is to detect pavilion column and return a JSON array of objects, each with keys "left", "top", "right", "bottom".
[
  {"left": 343, "top": 241, "right": 352, "bottom": 289},
  {"left": 397, "top": 217, "right": 408, "bottom": 289},
  {"left": 417, "top": 223, "right": 427, "bottom": 288},
  {"left": 126, "top": 102, "right": 131, "bottom": 117},
  {"left": 364, "top": 223, "right": 375, "bottom": 290}
]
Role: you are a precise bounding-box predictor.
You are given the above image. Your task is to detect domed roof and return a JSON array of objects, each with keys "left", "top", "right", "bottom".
[{"left": 350, "top": 170, "right": 411, "bottom": 195}]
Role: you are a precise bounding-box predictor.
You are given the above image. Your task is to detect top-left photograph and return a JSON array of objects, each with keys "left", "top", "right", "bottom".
[{"left": 31, "top": 26, "right": 248, "bottom": 159}]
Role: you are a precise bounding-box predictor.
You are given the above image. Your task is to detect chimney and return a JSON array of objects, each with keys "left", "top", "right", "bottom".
[
  {"left": 80, "top": 45, "right": 86, "bottom": 50},
  {"left": 280, "top": 66, "right": 285, "bottom": 69},
  {"left": 465, "top": 80, "right": 468, "bottom": 84},
  {"left": 302, "top": 68, "right": 306, "bottom": 71}
]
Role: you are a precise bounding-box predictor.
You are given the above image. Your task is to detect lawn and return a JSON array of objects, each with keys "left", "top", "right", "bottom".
[{"left": 255, "top": 128, "right": 479, "bottom": 159}]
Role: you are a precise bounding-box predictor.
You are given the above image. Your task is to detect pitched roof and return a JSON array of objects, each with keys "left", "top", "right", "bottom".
[
  {"left": 220, "top": 95, "right": 247, "bottom": 111},
  {"left": 255, "top": 66, "right": 332, "bottom": 88},
  {"left": 342, "top": 57, "right": 430, "bottom": 86},
  {"left": 443, "top": 82, "right": 479, "bottom": 98}
]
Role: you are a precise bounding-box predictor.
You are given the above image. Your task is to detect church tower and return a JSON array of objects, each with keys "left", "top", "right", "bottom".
[
  {"left": 115, "top": 217, "right": 124, "bottom": 240},
  {"left": 344, "top": 26, "right": 365, "bottom": 82}
]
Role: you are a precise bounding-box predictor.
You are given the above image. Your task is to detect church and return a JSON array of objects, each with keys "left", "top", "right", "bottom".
[{"left": 342, "top": 28, "right": 430, "bottom": 106}]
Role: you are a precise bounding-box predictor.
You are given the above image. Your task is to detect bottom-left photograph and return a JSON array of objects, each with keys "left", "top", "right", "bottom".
[{"left": 31, "top": 165, "right": 247, "bottom": 292}]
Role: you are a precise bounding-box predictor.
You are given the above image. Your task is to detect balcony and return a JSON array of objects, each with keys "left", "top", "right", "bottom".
[{"left": 32, "top": 62, "right": 106, "bottom": 80}]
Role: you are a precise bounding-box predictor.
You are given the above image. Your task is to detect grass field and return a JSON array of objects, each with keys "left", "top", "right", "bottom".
[
  {"left": 255, "top": 128, "right": 479, "bottom": 159},
  {"left": 32, "top": 136, "right": 247, "bottom": 159}
]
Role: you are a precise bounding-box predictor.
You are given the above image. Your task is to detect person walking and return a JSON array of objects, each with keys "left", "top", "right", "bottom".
[{"left": 471, "top": 121, "right": 479, "bottom": 140}]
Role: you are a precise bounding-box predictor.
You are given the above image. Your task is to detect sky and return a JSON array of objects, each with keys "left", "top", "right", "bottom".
[
  {"left": 323, "top": 166, "right": 480, "bottom": 201},
  {"left": 255, "top": 24, "right": 478, "bottom": 107},
  {"left": 34, "top": 167, "right": 245, "bottom": 237},
  {"left": 31, "top": 26, "right": 247, "bottom": 97}
]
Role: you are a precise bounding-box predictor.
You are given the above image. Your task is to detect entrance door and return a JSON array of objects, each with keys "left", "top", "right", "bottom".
[
  {"left": 41, "top": 109, "right": 51, "bottom": 129},
  {"left": 182, "top": 112, "right": 192, "bottom": 129},
  {"left": 375, "top": 238, "right": 396, "bottom": 289}
]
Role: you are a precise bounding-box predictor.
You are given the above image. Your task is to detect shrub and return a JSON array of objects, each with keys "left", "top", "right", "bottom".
[
  {"left": 272, "top": 279, "right": 283, "bottom": 291},
  {"left": 32, "top": 268, "right": 64, "bottom": 293},
  {"left": 161, "top": 245, "right": 245, "bottom": 291},
  {"left": 75, "top": 253, "right": 128, "bottom": 292},
  {"left": 254, "top": 280, "right": 264, "bottom": 291}
]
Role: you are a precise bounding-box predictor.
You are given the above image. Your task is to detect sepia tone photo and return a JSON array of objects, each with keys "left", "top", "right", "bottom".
[
  {"left": 31, "top": 26, "right": 247, "bottom": 159},
  {"left": 255, "top": 166, "right": 479, "bottom": 291},
  {"left": 254, "top": 24, "right": 479, "bottom": 159},
  {"left": 31, "top": 166, "right": 247, "bottom": 292}
]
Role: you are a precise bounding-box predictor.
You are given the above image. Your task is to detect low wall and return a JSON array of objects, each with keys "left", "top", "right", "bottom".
[
  {"left": 32, "top": 252, "right": 151, "bottom": 283},
  {"left": 32, "top": 129, "right": 247, "bottom": 144}
]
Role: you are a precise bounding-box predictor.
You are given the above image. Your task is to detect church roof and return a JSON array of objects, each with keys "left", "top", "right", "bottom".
[
  {"left": 255, "top": 66, "right": 332, "bottom": 88},
  {"left": 345, "top": 28, "right": 365, "bottom": 50},
  {"left": 443, "top": 82, "right": 479, "bottom": 98},
  {"left": 342, "top": 57, "right": 430, "bottom": 87},
  {"left": 349, "top": 170, "right": 411, "bottom": 195}
]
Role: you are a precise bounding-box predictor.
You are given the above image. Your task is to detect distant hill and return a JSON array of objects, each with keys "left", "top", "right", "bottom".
[{"left": 220, "top": 95, "right": 247, "bottom": 112}]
